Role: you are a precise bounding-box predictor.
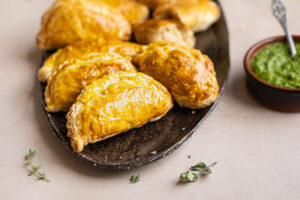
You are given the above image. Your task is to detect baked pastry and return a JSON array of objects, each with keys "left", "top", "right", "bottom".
[
  {"left": 98, "top": 40, "right": 143, "bottom": 61},
  {"left": 66, "top": 72, "right": 173, "bottom": 152},
  {"left": 36, "top": 0, "right": 131, "bottom": 50},
  {"left": 38, "top": 40, "right": 142, "bottom": 82},
  {"left": 38, "top": 39, "right": 105, "bottom": 82},
  {"left": 100, "top": 0, "right": 149, "bottom": 25},
  {"left": 137, "top": 0, "right": 175, "bottom": 9},
  {"left": 134, "top": 19, "right": 195, "bottom": 47},
  {"left": 45, "top": 53, "right": 137, "bottom": 112},
  {"left": 137, "top": 0, "right": 200, "bottom": 9},
  {"left": 134, "top": 40, "right": 219, "bottom": 109},
  {"left": 153, "top": 0, "right": 221, "bottom": 32}
]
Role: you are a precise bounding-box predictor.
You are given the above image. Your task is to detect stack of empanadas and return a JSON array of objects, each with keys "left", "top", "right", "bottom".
[
  {"left": 36, "top": 0, "right": 221, "bottom": 152},
  {"left": 134, "top": 0, "right": 221, "bottom": 47},
  {"left": 37, "top": 0, "right": 220, "bottom": 49}
]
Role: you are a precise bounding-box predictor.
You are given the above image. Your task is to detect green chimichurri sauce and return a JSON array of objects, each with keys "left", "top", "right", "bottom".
[{"left": 250, "top": 42, "right": 300, "bottom": 89}]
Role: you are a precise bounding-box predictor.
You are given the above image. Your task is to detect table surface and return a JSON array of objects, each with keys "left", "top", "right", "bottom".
[{"left": 1, "top": 0, "right": 300, "bottom": 199}]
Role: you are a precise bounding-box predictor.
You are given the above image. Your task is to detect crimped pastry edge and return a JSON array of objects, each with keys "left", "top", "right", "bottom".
[
  {"left": 66, "top": 102, "right": 172, "bottom": 153},
  {"left": 66, "top": 72, "right": 173, "bottom": 152}
]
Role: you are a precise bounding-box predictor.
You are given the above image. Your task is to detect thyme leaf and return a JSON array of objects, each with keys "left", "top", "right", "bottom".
[
  {"left": 179, "top": 161, "right": 217, "bottom": 183},
  {"left": 179, "top": 171, "right": 199, "bottom": 182},
  {"left": 130, "top": 173, "right": 141, "bottom": 183},
  {"left": 25, "top": 149, "right": 49, "bottom": 182}
]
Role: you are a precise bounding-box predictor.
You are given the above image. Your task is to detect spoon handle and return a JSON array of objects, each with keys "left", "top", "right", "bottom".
[
  {"left": 281, "top": 19, "right": 297, "bottom": 57},
  {"left": 272, "top": 0, "right": 297, "bottom": 58}
]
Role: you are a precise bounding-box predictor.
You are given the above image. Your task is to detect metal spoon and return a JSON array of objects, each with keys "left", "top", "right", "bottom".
[{"left": 272, "top": 0, "right": 297, "bottom": 58}]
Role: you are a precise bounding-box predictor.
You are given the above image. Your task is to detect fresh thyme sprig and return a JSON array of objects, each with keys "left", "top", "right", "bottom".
[
  {"left": 179, "top": 171, "right": 199, "bottom": 182},
  {"left": 179, "top": 161, "right": 217, "bottom": 183},
  {"left": 25, "top": 149, "right": 49, "bottom": 182},
  {"left": 191, "top": 162, "right": 217, "bottom": 175},
  {"left": 130, "top": 173, "right": 141, "bottom": 183}
]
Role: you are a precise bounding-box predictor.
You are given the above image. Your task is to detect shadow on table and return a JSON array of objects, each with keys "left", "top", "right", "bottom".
[{"left": 228, "top": 71, "right": 259, "bottom": 107}]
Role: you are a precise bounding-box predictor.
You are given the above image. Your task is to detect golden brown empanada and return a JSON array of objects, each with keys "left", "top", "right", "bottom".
[
  {"left": 137, "top": 0, "right": 175, "bottom": 9},
  {"left": 100, "top": 0, "right": 149, "bottom": 25},
  {"left": 98, "top": 40, "right": 143, "bottom": 61},
  {"left": 38, "top": 40, "right": 142, "bottom": 82},
  {"left": 66, "top": 72, "right": 173, "bottom": 152},
  {"left": 153, "top": 0, "right": 221, "bottom": 32},
  {"left": 134, "top": 41, "right": 219, "bottom": 109},
  {"left": 134, "top": 19, "right": 195, "bottom": 47},
  {"left": 45, "top": 53, "right": 137, "bottom": 112},
  {"left": 36, "top": 0, "right": 131, "bottom": 50},
  {"left": 137, "top": 0, "right": 200, "bottom": 9}
]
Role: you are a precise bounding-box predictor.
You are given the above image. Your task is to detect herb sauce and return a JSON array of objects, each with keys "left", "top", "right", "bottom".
[{"left": 250, "top": 42, "right": 300, "bottom": 89}]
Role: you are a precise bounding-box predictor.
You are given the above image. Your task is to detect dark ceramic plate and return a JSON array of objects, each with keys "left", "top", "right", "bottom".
[{"left": 39, "top": 1, "right": 230, "bottom": 170}]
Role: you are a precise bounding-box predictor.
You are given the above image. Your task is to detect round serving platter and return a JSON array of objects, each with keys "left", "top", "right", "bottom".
[{"left": 39, "top": 0, "right": 230, "bottom": 170}]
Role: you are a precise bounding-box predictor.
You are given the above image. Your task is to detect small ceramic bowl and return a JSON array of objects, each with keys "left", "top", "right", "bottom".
[{"left": 244, "top": 35, "right": 300, "bottom": 112}]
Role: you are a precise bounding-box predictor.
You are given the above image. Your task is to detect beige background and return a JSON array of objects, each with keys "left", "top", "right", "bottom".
[{"left": 1, "top": 0, "right": 300, "bottom": 199}]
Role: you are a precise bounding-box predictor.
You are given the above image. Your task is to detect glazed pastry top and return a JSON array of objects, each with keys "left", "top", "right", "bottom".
[
  {"left": 134, "top": 40, "right": 219, "bottom": 109},
  {"left": 37, "top": 0, "right": 132, "bottom": 49},
  {"left": 66, "top": 72, "right": 173, "bottom": 152}
]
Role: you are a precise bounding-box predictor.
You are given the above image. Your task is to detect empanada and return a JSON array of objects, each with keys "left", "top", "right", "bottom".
[
  {"left": 134, "top": 41, "right": 219, "bottom": 109},
  {"left": 137, "top": 0, "right": 200, "bottom": 9},
  {"left": 38, "top": 40, "right": 142, "bottom": 82},
  {"left": 134, "top": 19, "right": 195, "bottom": 47},
  {"left": 36, "top": 0, "right": 131, "bottom": 49},
  {"left": 100, "top": 0, "right": 149, "bottom": 25},
  {"left": 45, "top": 53, "right": 136, "bottom": 112},
  {"left": 66, "top": 72, "right": 173, "bottom": 152},
  {"left": 153, "top": 0, "right": 221, "bottom": 32},
  {"left": 98, "top": 40, "right": 143, "bottom": 61},
  {"left": 137, "top": 0, "right": 175, "bottom": 9}
]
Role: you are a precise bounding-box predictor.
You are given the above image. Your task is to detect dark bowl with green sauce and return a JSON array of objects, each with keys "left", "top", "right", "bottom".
[{"left": 244, "top": 35, "right": 300, "bottom": 112}]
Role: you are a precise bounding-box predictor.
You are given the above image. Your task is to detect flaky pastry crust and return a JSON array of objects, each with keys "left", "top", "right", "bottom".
[
  {"left": 134, "top": 19, "right": 195, "bottom": 47},
  {"left": 134, "top": 40, "right": 219, "bottom": 109},
  {"left": 36, "top": 0, "right": 131, "bottom": 49},
  {"left": 100, "top": 0, "right": 149, "bottom": 25},
  {"left": 137, "top": 0, "right": 175, "bottom": 9},
  {"left": 153, "top": 0, "right": 221, "bottom": 32},
  {"left": 45, "top": 53, "right": 137, "bottom": 112},
  {"left": 38, "top": 40, "right": 142, "bottom": 82},
  {"left": 66, "top": 72, "right": 173, "bottom": 152}
]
